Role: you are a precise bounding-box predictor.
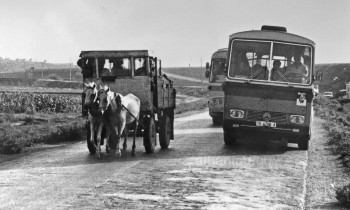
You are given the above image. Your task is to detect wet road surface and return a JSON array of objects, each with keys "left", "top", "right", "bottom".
[{"left": 0, "top": 111, "right": 308, "bottom": 209}]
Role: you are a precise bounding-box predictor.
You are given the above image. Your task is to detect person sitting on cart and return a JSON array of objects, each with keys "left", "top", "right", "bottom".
[
  {"left": 112, "top": 59, "right": 131, "bottom": 77},
  {"left": 98, "top": 59, "right": 111, "bottom": 77},
  {"left": 135, "top": 61, "right": 147, "bottom": 76},
  {"left": 77, "top": 58, "right": 94, "bottom": 78}
]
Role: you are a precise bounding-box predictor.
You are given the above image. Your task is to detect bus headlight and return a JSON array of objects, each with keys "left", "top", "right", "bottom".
[
  {"left": 290, "top": 115, "right": 305, "bottom": 124},
  {"left": 230, "top": 109, "right": 244, "bottom": 118}
]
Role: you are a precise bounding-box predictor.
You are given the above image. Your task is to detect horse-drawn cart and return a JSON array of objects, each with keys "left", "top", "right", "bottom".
[{"left": 78, "top": 50, "right": 176, "bottom": 153}]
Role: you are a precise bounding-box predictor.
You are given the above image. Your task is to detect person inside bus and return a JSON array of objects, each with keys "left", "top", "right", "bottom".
[
  {"left": 270, "top": 60, "right": 285, "bottom": 81},
  {"left": 235, "top": 52, "right": 251, "bottom": 77},
  {"left": 284, "top": 51, "right": 308, "bottom": 83},
  {"left": 211, "top": 61, "right": 226, "bottom": 82},
  {"left": 250, "top": 58, "right": 268, "bottom": 80}
]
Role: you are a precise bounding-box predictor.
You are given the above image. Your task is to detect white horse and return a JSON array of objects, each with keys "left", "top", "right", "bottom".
[{"left": 97, "top": 85, "right": 141, "bottom": 157}]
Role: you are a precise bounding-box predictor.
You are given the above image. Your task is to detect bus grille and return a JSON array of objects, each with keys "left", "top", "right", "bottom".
[{"left": 247, "top": 110, "right": 287, "bottom": 124}]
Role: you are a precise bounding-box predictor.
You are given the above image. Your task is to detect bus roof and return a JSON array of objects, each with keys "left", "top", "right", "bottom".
[
  {"left": 212, "top": 48, "right": 227, "bottom": 59},
  {"left": 79, "top": 50, "right": 149, "bottom": 58},
  {"left": 229, "top": 30, "right": 315, "bottom": 46}
]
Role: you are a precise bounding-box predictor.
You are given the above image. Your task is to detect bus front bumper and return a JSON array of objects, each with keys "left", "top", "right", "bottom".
[{"left": 223, "top": 119, "right": 310, "bottom": 142}]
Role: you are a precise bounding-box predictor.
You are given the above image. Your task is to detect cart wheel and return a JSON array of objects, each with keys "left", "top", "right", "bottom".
[
  {"left": 144, "top": 116, "right": 156, "bottom": 153},
  {"left": 159, "top": 115, "right": 171, "bottom": 149},
  {"left": 86, "top": 121, "right": 96, "bottom": 154},
  {"left": 224, "top": 130, "right": 236, "bottom": 146}
]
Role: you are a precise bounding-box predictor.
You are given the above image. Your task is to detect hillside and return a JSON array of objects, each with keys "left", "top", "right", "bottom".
[
  {"left": 1, "top": 56, "right": 349, "bottom": 92},
  {"left": 315, "top": 63, "right": 350, "bottom": 93},
  {"left": 0, "top": 57, "right": 75, "bottom": 73},
  {"left": 162, "top": 67, "right": 207, "bottom": 87}
]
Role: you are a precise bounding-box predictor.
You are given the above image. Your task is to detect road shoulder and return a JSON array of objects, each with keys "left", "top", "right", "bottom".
[{"left": 306, "top": 116, "right": 349, "bottom": 209}]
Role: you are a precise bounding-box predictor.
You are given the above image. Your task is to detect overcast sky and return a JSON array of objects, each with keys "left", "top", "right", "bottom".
[{"left": 0, "top": 0, "right": 349, "bottom": 67}]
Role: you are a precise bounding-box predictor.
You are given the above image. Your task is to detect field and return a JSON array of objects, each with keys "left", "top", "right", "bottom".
[
  {"left": 163, "top": 67, "right": 206, "bottom": 80},
  {"left": 315, "top": 63, "right": 350, "bottom": 93}
]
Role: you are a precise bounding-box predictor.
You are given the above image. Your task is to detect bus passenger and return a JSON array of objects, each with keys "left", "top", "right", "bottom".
[
  {"left": 235, "top": 53, "right": 251, "bottom": 77},
  {"left": 284, "top": 52, "right": 308, "bottom": 83},
  {"left": 271, "top": 60, "right": 284, "bottom": 81}
]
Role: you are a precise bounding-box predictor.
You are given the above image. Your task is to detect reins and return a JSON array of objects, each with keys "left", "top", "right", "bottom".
[{"left": 121, "top": 103, "right": 144, "bottom": 127}]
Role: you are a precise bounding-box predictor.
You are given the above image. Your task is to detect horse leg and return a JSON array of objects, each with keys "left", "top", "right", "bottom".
[
  {"left": 95, "top": 123, "right": 104, "bottom": 158},
  {"left": 131, "top": 120, "right": 138, "bottom": 156},
  {"left": 89, "top": 120, "right": 96, "bottom": 149},
  {"left": 114, "top": 125, "right": 122, "bottom": 157},
  {"left": 123, "top": 129, "right": 127, "bottom": 151},
  {"left": 105, "top": 124, "right": 110, "bottom": 154}
]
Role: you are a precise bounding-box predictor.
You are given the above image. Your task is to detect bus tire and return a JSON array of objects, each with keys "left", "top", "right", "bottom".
[
  {"left": 212, "top": 116, "right": 223, "bottom": 125},
  {"left": 224, "top": 130, "right": 236, "bottom": 146},
  {"left": 298, "top": 140, "right": 309, "bottom": 150}
]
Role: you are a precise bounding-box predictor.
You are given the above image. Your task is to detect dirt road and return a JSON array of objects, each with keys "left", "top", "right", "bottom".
[{"left": 0, "top": 110, "right": 328, "bottom": 209}]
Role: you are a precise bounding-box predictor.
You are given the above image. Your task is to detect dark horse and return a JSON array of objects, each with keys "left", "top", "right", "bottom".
[
  {"left": 97, "top": 85, "right": 141, "bottom": 157},
  {"left": 83, "top": 82, "right": 109, "bottom": 158}
]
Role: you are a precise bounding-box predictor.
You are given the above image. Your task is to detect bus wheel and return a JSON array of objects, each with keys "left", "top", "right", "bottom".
[
  {"left": 224, "top": 131, "right": 236, "bottom": 146},
  {"left": 298, "top": 140, "right": 309, "bottom": 150},
  {"left": 212, "top": 116, "right": 223, "bottom": 125}
]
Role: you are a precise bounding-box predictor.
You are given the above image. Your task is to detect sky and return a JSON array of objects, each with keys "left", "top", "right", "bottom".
[{"left": 0, "top": 0, "right": 349, "bottom": 67}]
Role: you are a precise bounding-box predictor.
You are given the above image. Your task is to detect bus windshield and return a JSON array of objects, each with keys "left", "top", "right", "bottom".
[
  {"left": 209, "top": 58, "right": 226, "bottom": 83},
  {"left": 228, "top": 40, "right": 312, "bottom": 85}
]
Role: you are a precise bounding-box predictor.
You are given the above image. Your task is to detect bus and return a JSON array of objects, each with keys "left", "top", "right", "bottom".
[
  {"left": 223, "top": 25, "right": 317, "bottom": 150},
  {"left": 205, "top": 48, "right": 227, "bottom": 125}
]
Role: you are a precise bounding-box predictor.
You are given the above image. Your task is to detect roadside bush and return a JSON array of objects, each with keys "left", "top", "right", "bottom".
[
  {"left": 335, "top": 183, "right": 350, "bottom": 208},
  {"left": 48, "top": 74, "right": 60, "bottom": 80},
  {"left": 0, "top": 115, "right": 85, "bottom": 154},
  {"left": 0, "top": 126, "right": 25, "bottom": 154},
  {"left": 315, "top": 95, "right": 350, "bottom": 207}
]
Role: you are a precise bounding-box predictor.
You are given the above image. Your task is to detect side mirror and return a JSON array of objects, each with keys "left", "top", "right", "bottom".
[
  {"left": 205, "top": 70, "right": 209, "bottom": 78},
  {"left": 222, "top": 63, "right": 227, "bottom": 72},
  {"left": 316, "top": 70, "right": 323, "bottom": 81}
]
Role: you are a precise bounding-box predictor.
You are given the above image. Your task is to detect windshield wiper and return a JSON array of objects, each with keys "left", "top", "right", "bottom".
[
  {"left": 274, "top": 69, "right": 293, "bottom": 87},
  {"left": 245, "top": 66, "right": 266, "bottom": 84}
]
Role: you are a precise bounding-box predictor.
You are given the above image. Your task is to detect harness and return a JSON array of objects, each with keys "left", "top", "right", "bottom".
[{"left": 114, "top": 95, "right": 144, "bottom": 127}]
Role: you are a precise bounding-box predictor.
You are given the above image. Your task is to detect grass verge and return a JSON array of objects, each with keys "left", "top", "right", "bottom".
[
  {"left": 314, "top": 95, "right": 350, "bottom": 207},
  {"left": 0, "top": 113, "right": 85, "bottom": 154}
]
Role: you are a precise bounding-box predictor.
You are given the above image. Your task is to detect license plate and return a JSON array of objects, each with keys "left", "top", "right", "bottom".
[{"left": 256, "top": 121, "right": 276, "bottom": 127}]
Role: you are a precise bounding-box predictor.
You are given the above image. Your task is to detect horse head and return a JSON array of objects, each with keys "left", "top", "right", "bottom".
[
  {"left": 83, "top": 82, "right": 97, "bottom": 109},
  {"left": 96, "top": 85, "right": 111, "bottom": 115},
  {"left": 97, "top": 85, "right": 123, "bottom": 115}
]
